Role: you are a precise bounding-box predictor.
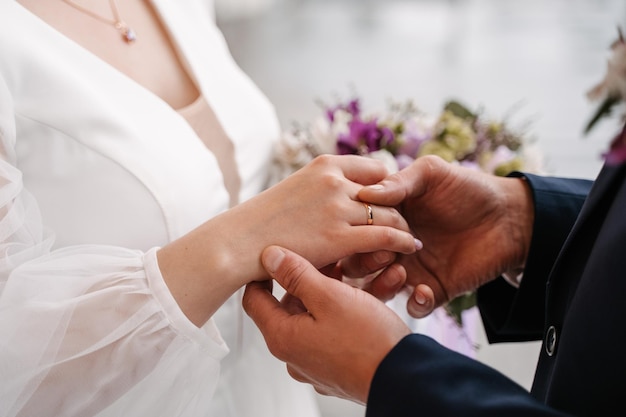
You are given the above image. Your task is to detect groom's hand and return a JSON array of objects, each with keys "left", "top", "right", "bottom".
[
  {"left": 338, "top": 250, "right": 411, "bottom": 302},
  {"left": 243, "top": 245, "right": 410, "bottom": 404},
  {"left": 358, "top": 155, "right": 534, "bottom": 318}
]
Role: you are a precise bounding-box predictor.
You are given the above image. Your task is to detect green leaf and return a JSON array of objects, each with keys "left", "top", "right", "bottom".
[
  {"left": 584, "top": 94, "right": 621, "bottom": 134},
  {"left": 444, "top": 100, "right": 476, "bottom": 121},
  {"left": 444, "top": 291, "right": 477, "bottom": 327}
]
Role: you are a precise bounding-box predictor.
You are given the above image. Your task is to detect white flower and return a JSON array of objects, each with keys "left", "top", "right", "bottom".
[
  {"left": 520, "top": 143, "right": 546, "bottom": 175},
  {"left": 409, "top": 114, "right": 438, "bottom": 133},
  {"left": 268, "top": 130, "right": 316, "bottom": 186},
  {"left": 483, "top": 145, "right": 517, "bottom": 173},
  {"left": 309, "top": 117, "right": 337, "bottom": 155},
  {"left": 330, "top": 109, "right": 352, "bottom": 138},
  {"left": 275, "top": 130, "right": 315, "bottom": 166},
  {"left": 367, "top": 149, "right": 399, "bottom": 174},
  {"left": 587, "top": 31, "right": 626, "bottom": 102}
]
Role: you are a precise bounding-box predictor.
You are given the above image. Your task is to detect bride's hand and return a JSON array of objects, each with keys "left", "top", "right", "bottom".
[
  {"left": 223, "top": 155, "right": 419, "bottom": 281},
  {"left": 158, "top": 155, "right": 419, "bottom": 325}
]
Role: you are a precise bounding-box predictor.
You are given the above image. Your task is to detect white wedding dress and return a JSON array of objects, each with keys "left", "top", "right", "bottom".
[{"left": 0, "top": 1, "right": 320, "bottom": 416}]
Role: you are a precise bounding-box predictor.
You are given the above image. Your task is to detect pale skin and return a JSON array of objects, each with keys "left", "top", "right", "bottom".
[
  {"left": 17, "top": 1, "right": 418, "bottom": 326},
  {"left": 159, "top": 154, "right": 419, "bottom": 325},
  {"left": 243, "top": 155, "right": 535, "bottom": 403},
  {"left": 19, "top": 0, "right": 199, "bottom": 109}
]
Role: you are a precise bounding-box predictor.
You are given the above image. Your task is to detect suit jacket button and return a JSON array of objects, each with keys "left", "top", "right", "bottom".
[{"left": 545, "top": 325, "right": 557, "bottom": 356}]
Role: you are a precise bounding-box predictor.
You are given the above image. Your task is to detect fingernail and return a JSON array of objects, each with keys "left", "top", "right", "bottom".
[
  {"left": 365, "top": 184, "right": 384, "bottom": 191},
  {"left": 415, "top": 291, "right": 427, "bottom": 305},
  {"left": 264, "top": 246, "right": 285, "bottom": 274},
  {"left": 414, "top": 238, "right": 424, "bottom": 250}
]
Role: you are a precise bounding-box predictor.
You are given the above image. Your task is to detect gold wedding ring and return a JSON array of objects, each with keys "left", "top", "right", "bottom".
[{"left": 364, "top": 203, "right": 374, "bottom": 225}]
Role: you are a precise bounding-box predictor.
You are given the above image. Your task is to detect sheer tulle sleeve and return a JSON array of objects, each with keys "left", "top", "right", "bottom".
[{"left": 0, "top": 73, "right": 228, "bottom": 416}]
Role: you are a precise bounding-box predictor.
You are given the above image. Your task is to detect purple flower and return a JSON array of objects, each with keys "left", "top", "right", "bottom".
[
  {"left": 336, "top": 118, "right": 395, "bottom": 155},
  {"left": 345, "top": 99, "right": 361, "bottom": 117},
  {"left": 604, "top": 124, "right": 626, "bottom": 165},
  {"left": 460, "top": 160, "right": 481, "bottom": 171},
  {"left": 398, "top": 133, "right": 427, "bottom": 157},
  {"left": 380, "top": 126, "right": 395, "bottom": 148},
  {"left": 396, "top": 154, "right": 416, "bottom": 170},
  {"left": 397, "top": 118, "right": 433, "bottom": 157},
  {"left": 326, "top": 98, "right": 361, "bottom": 122},
  {"left": 325, "top": 108, "right": 336, "bottom": 122}
]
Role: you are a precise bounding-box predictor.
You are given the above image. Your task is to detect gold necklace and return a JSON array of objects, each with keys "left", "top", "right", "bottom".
[{"left": 62, "top": 0, "right": 137, "bottom": 44}]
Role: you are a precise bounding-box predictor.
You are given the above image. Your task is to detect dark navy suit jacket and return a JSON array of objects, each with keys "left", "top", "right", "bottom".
[{"left": 367, "top": 161, "right": 626, "bottom": 416}]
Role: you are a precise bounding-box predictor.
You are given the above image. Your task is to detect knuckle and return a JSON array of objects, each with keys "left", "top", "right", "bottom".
[
  {"left": 421, "top": 154, "right": 450, "bottom": 177},
  {"left": 287, "top": 365, "right": 307, "bottom": 383},
  {"left": 376, "top": 227, "right": 396, "bottom": 247},
  {"left": 324, "top": 197, "right": 344, "bottom": 216},
  {"left": 310, "top": 154, "right": 335, "bottom": 169},
  {"left": 267, "top": 322, "right": 302, "bottom": 361},
  {"left": 421, "top": 154, "right": 446, "bottom": 167},
  {"left": 361, "top": 254, "right": 383, "bottom": 274},
  {"left": 319, "top": 172, "right": 345, "bottom": 192},
  {"left": 241, "top": 292, "right": 254, "bottom": 314},
  {"left": 375, "top": 228, "right": 413, "bottom": 253},
  {"left": 388, "top": 207, "right": 402, "bottom": 225},
  {"left": 268, "top": 337, "right": 290, "bottom": 360}
]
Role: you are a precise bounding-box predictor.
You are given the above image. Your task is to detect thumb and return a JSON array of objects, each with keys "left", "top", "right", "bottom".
[
  {"left": 359, "top": 155, "right": 452, "bottom": 206},
  {"left": 358, "top": 159, "right": 427, "bottom": 206},
  {"left": 406, "top": 284, "right": 437, "bottom": 318},
  {"left": 261, "top": 245, "right": 334, "bottom": 313}
]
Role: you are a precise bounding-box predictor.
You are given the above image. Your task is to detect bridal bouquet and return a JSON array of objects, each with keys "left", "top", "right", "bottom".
[
  {"left": 271, "top": 94, "right": 542, "bottom": 327},
  {"left": 271, "top": 97, "right": 542, "bottom": 186}
]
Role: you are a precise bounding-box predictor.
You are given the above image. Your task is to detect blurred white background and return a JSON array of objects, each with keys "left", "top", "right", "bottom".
[{"left": 217, "top": 0, "right": 626, "bottom": 416}]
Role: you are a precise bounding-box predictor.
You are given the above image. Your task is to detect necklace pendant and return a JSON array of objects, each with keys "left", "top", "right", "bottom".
[
  {"left": 122, "top": 27, "right": 137, "bottom": 43},
  {"left": 115, "top": 21, "right": 136, "bottom": 44},
  {"left": 64, "top": 0, "right": 136, "bottom": 45}
]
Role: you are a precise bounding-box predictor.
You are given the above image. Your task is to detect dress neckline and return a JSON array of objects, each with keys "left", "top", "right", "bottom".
[{"left": 176, "top": 93, "right": 205, "bottom": 115}]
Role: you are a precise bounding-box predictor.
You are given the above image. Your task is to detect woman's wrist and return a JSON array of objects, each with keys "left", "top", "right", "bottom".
[{"left": 156, "top": 217, "right": 256, "bottom": 327}]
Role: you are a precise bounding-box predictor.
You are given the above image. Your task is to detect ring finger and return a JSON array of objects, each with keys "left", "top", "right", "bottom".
[{"left": 353, "top": 202, "right": 410, "bottom": 233}]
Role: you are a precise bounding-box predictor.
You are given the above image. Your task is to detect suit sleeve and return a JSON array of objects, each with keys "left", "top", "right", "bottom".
[
  {"left": 366, "top": 334, "right": 570, "bottom": 417},
  {"left": 478, "top": 173, "right": 592, "bottom": 343},
  {"left": 367, "top": 175, "right": 592, "bottom": 416}
]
